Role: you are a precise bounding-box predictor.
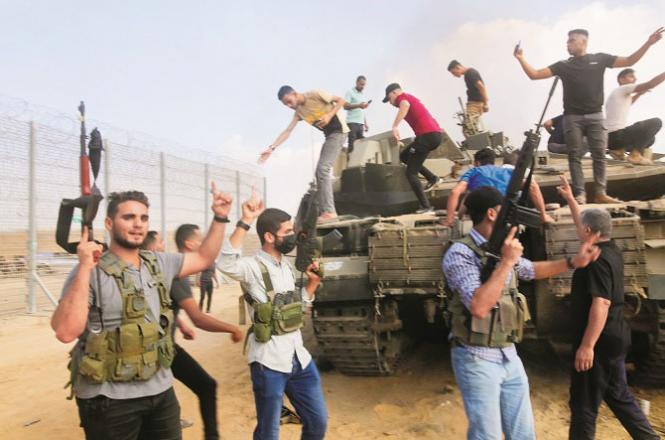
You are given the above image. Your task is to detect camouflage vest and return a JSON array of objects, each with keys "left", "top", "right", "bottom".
[
  {"left": 447, "top": 235, "right": 531, "bottom": 348},
  {"left": 243, "top": 258, "right": 304, "bottom": 344},
  {"left": 68, "top": 250, "right": 175, "bottom": 391}
]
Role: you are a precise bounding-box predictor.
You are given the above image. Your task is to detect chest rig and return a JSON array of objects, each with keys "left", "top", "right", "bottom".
[
  {"left": 67, "top": 250, "right": 175, "bottom": 394},
  {"left": 244, "top": 258, "right": 304, "bottom": 344},
  {"left": 447, "top": 235, "right": 531, "bottom": 348}
]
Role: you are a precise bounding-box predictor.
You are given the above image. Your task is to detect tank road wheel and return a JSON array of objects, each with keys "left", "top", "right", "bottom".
[
  {"left": 634, "top": 300, "right": 665, "bottom": 387},
  {"left": 312, "top": 300, "right": 406, "bottom": 376}
]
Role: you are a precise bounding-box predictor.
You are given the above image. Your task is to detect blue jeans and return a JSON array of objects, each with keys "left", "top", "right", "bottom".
[
  {"left": 451, "top": 346, "right": 535, "bottom": 440},
  {"left": 250, "top": 358, "right": 328, "bottom": 440}
]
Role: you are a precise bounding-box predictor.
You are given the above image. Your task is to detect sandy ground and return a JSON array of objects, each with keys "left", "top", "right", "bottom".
[{"left": 3, "top": 284, "right": 665, "bottom": 440}]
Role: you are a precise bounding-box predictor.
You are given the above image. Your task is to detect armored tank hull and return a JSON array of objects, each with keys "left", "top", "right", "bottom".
[{"left": 309, "top": 131, "right": 665, "bottom": 385}]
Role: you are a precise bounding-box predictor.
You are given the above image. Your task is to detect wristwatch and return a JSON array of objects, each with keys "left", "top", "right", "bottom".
[
  {"left": 566, "top": 256, "right": 575, "bottom": 270},
  {"left": 214, "top": 215, "right": 230, "bottom": 223},
  {"left": 236, "top": 220, "right": 251, "bottom": 231}
]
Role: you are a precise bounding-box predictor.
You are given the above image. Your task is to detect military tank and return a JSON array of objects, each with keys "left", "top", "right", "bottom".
[{"left": 307, "top": 130, "right": 665, "bottom": 385}]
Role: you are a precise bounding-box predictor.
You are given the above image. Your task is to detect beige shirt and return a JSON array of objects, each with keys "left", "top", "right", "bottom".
[{"left": 296, "top": 90, "right": 349, "bottom": 134}]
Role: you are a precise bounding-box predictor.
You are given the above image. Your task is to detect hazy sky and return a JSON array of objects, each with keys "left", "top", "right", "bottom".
[{"left": 1, "top": 0, "right": 663, "bottom": 213}]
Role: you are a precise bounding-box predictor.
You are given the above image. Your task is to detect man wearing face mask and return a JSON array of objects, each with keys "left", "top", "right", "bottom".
[{"left": 218, "top": 191, "right": 327, "bottom": 440}]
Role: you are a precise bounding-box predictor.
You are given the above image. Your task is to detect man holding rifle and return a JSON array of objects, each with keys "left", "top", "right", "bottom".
[
  {"left": 443, "top": 185, "right": 601, "bottom": 439},
  {"left": 51, "top": 186, "right": 233, "bottom": 439}
]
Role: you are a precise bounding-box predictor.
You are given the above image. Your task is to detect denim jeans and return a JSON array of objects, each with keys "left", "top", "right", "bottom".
[
  {"left": 316, "top": 131, "right": 345, "bottom": 214},
  {"left": 451, "top": 346, "right": 535, "bottom": 440},
  {"left": 563, "top": 113, "right": 607, "bottom": 197},
  {"left": 250, "top": 358, "right": 328, "bottom": 440},
  {"left": 76, "top": 387, "right": 181, "bottom": 440}
]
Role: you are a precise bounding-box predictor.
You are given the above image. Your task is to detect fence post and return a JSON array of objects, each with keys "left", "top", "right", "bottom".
[
  {"left": 160, "top": 152, "right": 167, "bottom": 251},
  {"left": 26, "top": 121, "right": 37, "bottom": 314},
  {"left": 103, "top": 139, "right": 111, "bottom": 244},
  {"left": 204, "top": 163, "right": 210, "bottom": 226},
  {"left": 235, "top": 170, "right": 241, "bottom": 221}
]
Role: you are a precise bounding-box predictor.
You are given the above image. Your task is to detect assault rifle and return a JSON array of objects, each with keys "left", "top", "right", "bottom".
[
  {"left": 479, "top": 77, "right": 559, "bottom": 283},
  {"left": 56, "top": 102, "right": 104, "bottom": 253},
  {"left": 294, "top": 184, "right": 342, "bottom": 276}
]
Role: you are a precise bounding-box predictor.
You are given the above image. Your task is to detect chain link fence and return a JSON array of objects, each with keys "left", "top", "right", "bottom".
[{"left": 0, "top": 97, "right": 265, "bottom": 316}]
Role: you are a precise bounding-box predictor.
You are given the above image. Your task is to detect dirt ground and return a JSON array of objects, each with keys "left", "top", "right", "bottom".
[{"left": 2, "top": 284, "right": 665, "bottom": 440}]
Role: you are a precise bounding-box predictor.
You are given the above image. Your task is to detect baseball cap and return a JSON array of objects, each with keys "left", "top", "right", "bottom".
[{"left": 382, "top": 83, "right": 401, "bottom": 103}]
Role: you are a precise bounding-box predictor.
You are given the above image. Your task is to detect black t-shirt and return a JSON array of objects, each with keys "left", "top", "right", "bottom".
[
  {"left": 570, "top": 240, "right": 630, "bottom": 358},
  {"left": 549, "top": 53, "right": 617, "bottom": 115},
  {"left": 548, "top": 114, "right": 565, "bottom": 144},
  {"left": 464, "top": 68, "right": 484, "bottom": 102},
  {"left": 170, "top": 277, "right": 194, "bottom": 339}
]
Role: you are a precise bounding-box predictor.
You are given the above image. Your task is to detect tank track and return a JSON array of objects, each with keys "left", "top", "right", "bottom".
[
  {"left": 312, "top": 301, "right": 405, "bottom": 376},
  {"left": 636, "top": 300, "right": 665, "bottom": 387}
]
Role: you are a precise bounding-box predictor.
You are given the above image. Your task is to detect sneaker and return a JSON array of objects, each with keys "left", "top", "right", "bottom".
[
  {"left": 424, "top": 177, "right": 443, "bottom": 192},
  {"left": 593, "top": 193, "right": 622, "bottom": 204},
  {"left": 180, "top": 419, "right": 194, "bottom": 429},
  {"left": 415, "top": 207, "right": 434, "bottom": 214},
  {"left": 574, "top": 193, "right": 586, "bottom": 205}
]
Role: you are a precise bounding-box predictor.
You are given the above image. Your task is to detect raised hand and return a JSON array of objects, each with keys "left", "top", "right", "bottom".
[
  {"left": 513, "top": 45, "right": 524, "bottom": 59},
  {"left": 241, "top": 186, "right": 265, "bottom": 222},
  {"left": 500, "top": 226, "right": 523, "bottom": 266},
  {"left": 210, "top": 181, "right": 233, "bottom": 217},
  {"left": 647, "top": 27, "right": 664, "bottom": 46},
  {"left": 556, "top": 174, "right": 574, "bottom": 202},
  {"left": 258, "top": 146, "right": 274, "bottom": 164},
  {"left": 77, "top": 226, "right": 104, "bottom": 269}
]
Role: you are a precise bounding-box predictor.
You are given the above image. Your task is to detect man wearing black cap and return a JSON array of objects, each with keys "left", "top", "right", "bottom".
[
  {"left": 383, "top": 83, "right": 443, "bottom": 213},
  {"left": 443, "top": 185, "right": 600, "bottom": 439}
]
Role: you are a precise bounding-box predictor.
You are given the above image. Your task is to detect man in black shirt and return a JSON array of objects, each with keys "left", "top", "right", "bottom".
[
  {"left": 198, "top": 264, "right": 217, "bottom": 313},
  {"left": 146, "top": 224, "right": 243, "bottom": 440},
  {"left": 514, "top": 27, "right": 663, "bottom": 205},
  {"left": 448, "top": 60, "right": 489, "bottom": 138},
  {"left": 557, "top": 179, "right": 658, "bottom": 439}
]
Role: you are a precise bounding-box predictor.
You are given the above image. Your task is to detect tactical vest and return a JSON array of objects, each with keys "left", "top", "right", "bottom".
[
  {"left": 244, "top": 258, "right": 304, "bottom": 344},
  {"left": 68, "top": 250, "right": 175, "bottom": 391},
  {"left": 447, "top": 235, "right": 531, "bottom": 348}
]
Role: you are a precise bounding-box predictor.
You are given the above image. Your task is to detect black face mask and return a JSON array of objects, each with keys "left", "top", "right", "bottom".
[{"left": 275, "top": 234, "right": 297, "bottom": 254}]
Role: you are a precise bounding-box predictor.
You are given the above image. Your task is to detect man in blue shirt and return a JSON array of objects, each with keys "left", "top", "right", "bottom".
[
  {"left": 344, "top": 75, "right": 370, "bottom": 152},
  {"left": 444, "top": 148, "right": 553, "bottom": 226},
  {"left": 443, "top": 186, "right": 600, "bottom": 440}
]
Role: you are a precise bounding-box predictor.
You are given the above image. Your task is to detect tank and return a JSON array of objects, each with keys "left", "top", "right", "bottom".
[{"left": 306, "top": 130, "right": 665, "bottom": 385}]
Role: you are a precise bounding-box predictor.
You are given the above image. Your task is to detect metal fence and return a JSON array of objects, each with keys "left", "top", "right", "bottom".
[{"left": 0, "top": 111, "right": 265, "bottom": 316}]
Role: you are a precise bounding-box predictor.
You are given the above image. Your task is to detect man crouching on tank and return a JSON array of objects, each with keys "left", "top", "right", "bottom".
[
  {"left": 442, "top": 186, "right": 601, "bottom": 440},
  {"left": 51, "top": 186, "right": 233, "bottom": 440},
  {"left": 218, "top": 190, "right": 326, "bottom": 440}
]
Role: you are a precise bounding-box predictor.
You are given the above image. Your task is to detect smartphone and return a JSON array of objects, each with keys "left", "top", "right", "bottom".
[
  {"left": 515, "top": 40, "right": 521, "bottom": 52},
  {"left": 367, "top": 99, "right": 373, "bottom": 105}
]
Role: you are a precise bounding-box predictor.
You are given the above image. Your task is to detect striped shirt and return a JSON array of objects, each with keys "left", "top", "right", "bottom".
[{"left": 442, "top": 228, "right": 535, "bottom": 363}]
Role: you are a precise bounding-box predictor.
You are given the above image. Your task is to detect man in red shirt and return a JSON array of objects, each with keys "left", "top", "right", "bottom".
[{"left": 383, "top": 83, "right": 443, "bottom": 213}]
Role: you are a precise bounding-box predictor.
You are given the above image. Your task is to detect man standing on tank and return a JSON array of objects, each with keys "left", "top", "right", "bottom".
[
  {"left": 448, "top": 60, "right": 489, "bottom": 138},
  {"left": 383, "top": 83, "right": 443, "bottom": 214},
  {"left": 514, "top": 27, "right": 664, "bottom": 204},
  {"left": 344, "top": 75, "right": 370, "bottom": 153}
]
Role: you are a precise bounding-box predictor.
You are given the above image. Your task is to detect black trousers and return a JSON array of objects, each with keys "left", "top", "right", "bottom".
[
  {"left": 172, "top": 344, "right": 219, "bottom": 440},
  {"left": 399, "top": 131, "right": 441, "bottom": 209},
  {"left": 199, "top": 283, "right": 214, "bottom": 312},
  {"left": 608, "top": 118, "right": 662, "bottom": 153},
  {"left": 569, "top": 351, "right": 658, "bottom": 440},
  {"left": 76, "top": 387, "right": 181, "bottom": 440},
  {"left": 347, "top": 122, "right": 365, "bottom": 152}
]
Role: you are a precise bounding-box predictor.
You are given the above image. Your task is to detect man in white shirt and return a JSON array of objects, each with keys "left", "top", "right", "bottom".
[
  {"left": 605, "top": 68, "right": 664, "bottom": 165},
  {"left": 218, "top": 192, "right": 327, "bottom": 440}
]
